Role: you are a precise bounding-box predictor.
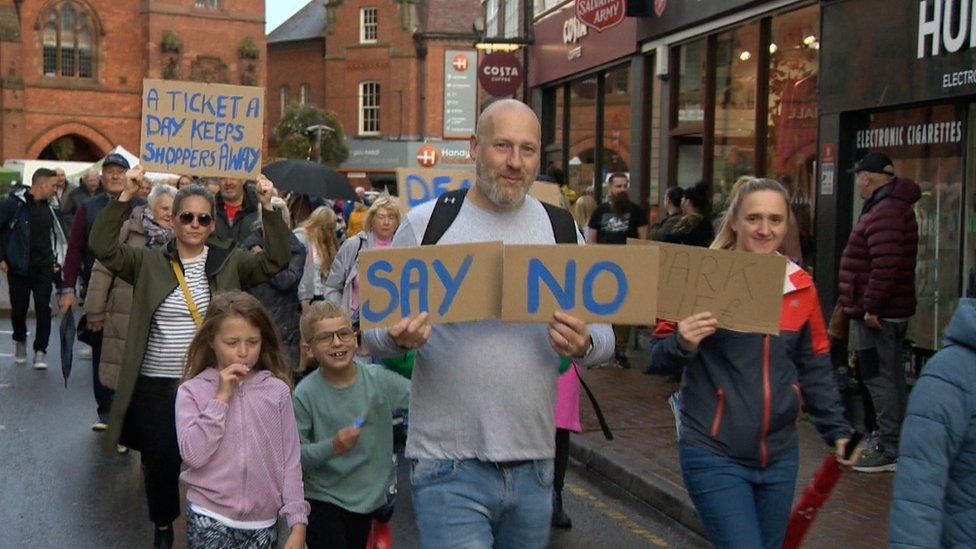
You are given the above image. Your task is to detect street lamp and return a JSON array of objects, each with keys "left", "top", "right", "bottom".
[{"left": 305, "top": 124, "right": 334, "bottom": 163}]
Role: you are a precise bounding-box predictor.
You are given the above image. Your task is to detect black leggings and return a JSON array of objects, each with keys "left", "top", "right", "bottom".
[
  {"left": 121, "top": 376, "right": 183, "bottom": 527},
  {"left": 555, "top": 428, "right": 571, "bottom": 495},
  {"left": 306, "top": 499, "right": 372, "bottom": 549}
]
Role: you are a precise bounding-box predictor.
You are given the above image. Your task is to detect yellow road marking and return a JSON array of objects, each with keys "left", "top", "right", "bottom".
[{"left": 566, "top": 482, "right": 670, "bottom": 547}]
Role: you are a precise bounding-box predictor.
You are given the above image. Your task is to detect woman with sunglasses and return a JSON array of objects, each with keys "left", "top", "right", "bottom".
[
  {"left": 90, "top": 166, "right": 291, "bottom": 549},
  {"left": 84, "top": 183, "right": 178, "bottom": 446}
]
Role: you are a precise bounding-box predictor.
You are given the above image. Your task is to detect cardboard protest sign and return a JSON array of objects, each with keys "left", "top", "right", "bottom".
[
  {"left": 529, "top": 181, "right": 568, "bottom": 209},
  {"left": 139, "top": 78, "right": 264, "bottom": 179},
  {"left": 628, "top": 240, "right": 787, "bottom": 335},
  {"left": 357, "top": 241, "right": 503, "bottom": 329},
  {"left": 396, "top": 167, "right": 475, "bottom": 211},
  {"left": 501, "top": 244, "right": 659, "bottom": 325}
]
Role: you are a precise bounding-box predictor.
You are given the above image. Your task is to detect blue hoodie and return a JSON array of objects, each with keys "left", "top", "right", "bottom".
[{"left": 889, "top": 299, "right": 976, "bottom": 548}]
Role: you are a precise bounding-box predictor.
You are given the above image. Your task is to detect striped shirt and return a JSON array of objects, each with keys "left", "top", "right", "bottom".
[{"left": 141, "top": 248, "right": 211, "bottom": 378}]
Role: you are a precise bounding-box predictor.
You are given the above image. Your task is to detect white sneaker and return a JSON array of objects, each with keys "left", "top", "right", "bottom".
[
  {"left": 91, "top": 421, "right": 108, "bottom": 432},
  {"left": 32, "top": 351, "right": 47, "bottom": 369},
  {"left": 14, "top": 342, "right": 26, "bottom": 363},
  {"left": 116, "top": 445, "right": 129, "bottom": 454},
  {"left": 77, "top": 347, "right": 92, "bottom": 359}
]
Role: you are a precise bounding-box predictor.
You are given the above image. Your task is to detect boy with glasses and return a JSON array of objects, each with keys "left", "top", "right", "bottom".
[{"left": 293, "top": 300, "right": 410, "bottom": 549}]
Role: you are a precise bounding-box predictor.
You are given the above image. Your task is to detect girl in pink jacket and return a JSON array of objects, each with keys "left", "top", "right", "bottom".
[{"left": 176, "top": 292, "right": 309, "bottom": 549}]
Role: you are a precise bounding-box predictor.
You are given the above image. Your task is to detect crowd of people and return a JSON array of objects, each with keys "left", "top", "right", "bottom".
[{"left": 0, "top": 99, "right": 971, "bottom": 549}]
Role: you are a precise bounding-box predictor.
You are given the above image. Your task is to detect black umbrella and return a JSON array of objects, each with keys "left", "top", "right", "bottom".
[
  {"left": 59, "top": 308, "right": 76, "bottom": 387},
  {"left": 261, "top": 159, "right": 358, "bottom": 200}
]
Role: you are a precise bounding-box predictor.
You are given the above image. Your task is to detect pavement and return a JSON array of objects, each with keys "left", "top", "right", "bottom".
[{"left": 572, "top": 334, "right": 892, "bottom": 549}]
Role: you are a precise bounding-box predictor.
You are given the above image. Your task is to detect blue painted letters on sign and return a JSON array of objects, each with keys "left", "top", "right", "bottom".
[
  {"left": 404, "top": 174, "right": 472, "bottom": 207},
  {"left": 525, "top": 258, "right": 628, "bottom": 316},
  {"left": 361, "top": 255, "right": 474, "bottom": 323}
]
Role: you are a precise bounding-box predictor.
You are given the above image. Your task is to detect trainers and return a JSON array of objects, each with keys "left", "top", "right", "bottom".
[
  {"left": 32, "top": 351, "right": 47, "bottom": 369},
  {"left": 77, "top": 347, "right": 92, "bottom": 359},
  {"left": 14, "top": 341, "right": 26, "bottom": 363},
  {"left": 116, "top": 445, "right": 129, "bottom": 454},
  {"left": 615, "top": 351, "right": 631, "bottom": 369},
  {"left": 853, "top": 446, "right": 897, "bottom": 473},
  {"left": 91, "top": 421, "right": 108, "bottom": 432}
]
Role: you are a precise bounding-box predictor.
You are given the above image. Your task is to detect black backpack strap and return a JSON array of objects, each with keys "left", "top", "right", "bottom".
[
  {"left": 540, "top": 201, "right": 578, "bottom": 244},
  {"left": 575, "top": 366, "right": 613, "bottom": 440},
  {"left": 421, "top": 188, "right": 468, "bottom": 245}
]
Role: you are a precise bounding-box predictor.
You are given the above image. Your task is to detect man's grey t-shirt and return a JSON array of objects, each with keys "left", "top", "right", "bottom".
[{"left": 364, "top": 195, "right": 614, "bottom": 462}]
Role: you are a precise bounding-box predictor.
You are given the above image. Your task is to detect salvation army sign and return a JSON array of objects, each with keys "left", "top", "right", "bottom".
[
  {"left": 479, "top": 52, "right": 523, "bottom": 97},
  {"left": 577, "top": 0, "right": 626, "bottom": 32}
]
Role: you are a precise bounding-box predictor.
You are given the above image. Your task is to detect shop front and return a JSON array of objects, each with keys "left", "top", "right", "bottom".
[
  {"left": 637, "top": 0, "right": 821, "bottom": 264},
  {"left": 339, "top": 138, "right": 474, "bottom": 192},
  {"left": 818, "top": 0, "right": 976, "bottom": 353},
  {"left": 531, "top": 1, "right": 644, "bottom": 205}
]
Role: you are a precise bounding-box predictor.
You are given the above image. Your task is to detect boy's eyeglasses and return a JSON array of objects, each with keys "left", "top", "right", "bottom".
[
  {"left": 310, "top": 328, "right": 357, "bottom": 345},
  {"left": 178, "top": 212, "right": 214, "bottom": 227}
]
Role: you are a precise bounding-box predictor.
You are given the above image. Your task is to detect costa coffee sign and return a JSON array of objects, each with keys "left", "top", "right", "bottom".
[
  {"left": 576, "top": 0, "right": 625, "bottom": 32},
  {"left": 479, "top": 52, "right": 523, "bottom": 97}
]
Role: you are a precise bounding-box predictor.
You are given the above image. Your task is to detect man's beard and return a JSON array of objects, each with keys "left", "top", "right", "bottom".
[
  {"left": 475, "top": 157, "right": 535, "bottom": 209},
  {"left": 610, "top": 191, "right": 630, "bottom": 214}
]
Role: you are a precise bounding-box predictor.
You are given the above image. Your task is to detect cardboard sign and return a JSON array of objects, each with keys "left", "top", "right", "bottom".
[
  {"left": 357, "top": 242, "right": 503, "bottom": 329},
  {"left": 629, "top": 240, "right": 787, "bottom": 335},
  {"left": 502, "top": 244, "right": 659, "bottom": 325},
  {"left": 529, "top": 181, "right": 568, "bottom": 209},
  {"left": 395, "top": 167, "right": 475, "bottom": 211},
  {"left": 139, "top": 78, "right": 264, "bottom": 179}
]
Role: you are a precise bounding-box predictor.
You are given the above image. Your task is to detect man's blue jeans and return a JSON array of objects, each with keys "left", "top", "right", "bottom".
[
  {"left": 679, "top": 443, "right": 799, "bottom": 549},
  {"left": 410, "top": 458, "right": 553, "bottom": 549}
]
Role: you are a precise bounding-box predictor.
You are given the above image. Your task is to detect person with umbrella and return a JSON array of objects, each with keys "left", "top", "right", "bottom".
[
  {"left": 89, "top": 168, "right": 290, "bottom": 548},
  {"left": 323, "top": 196, "right": 400, "bottom": 332},
  {"left": 650, "top": 178, "right": 861, "bottom": 548}
]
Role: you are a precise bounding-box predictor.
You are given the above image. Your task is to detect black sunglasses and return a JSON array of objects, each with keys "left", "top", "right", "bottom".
[{"left": 178, "top": 212, "right": 214, "bottom": 227}]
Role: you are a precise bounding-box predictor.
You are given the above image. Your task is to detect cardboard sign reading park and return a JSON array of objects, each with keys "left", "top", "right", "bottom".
[
  {"left": 628, "top": 240, "right": 787, "bottom": 335},
  {"left": 139, "top": 78, "right": 264, "bottom": 179},
  {"left": 502, "top": 244, "right": 659, "bottom": 325},
  {"left": 396, "top": 167, "right": 475, "bottom": 211},
  {"left": 357, "top": 242, "right": 503, "bottom": 329}
]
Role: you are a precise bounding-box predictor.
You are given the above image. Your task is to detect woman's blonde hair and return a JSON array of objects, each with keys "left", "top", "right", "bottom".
[
  {"left": 364, "top": 196, "right": 401, "bottom": 234},
  {"left": 710, "top": 177, "right": 790, "bottom": 251},
  {"left": 297, "top": 206, "right": 340, "bottom": 277},
  {"left": 573, "top": 195, "right": 597, "bottom": 230},
  {"left": 182, "top": 291, "right": 293, "bottom": 389}
]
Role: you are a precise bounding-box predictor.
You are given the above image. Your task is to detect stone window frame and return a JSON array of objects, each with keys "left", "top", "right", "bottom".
[
  {"left": 358, "top": 81, "right": 380, "bottom": 136},
  {"left": 37, "top": 0, "right": 98, "bottom": 79}
]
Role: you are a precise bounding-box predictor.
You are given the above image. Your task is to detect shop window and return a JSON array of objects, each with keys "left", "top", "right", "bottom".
[
  {"left": 857, "top": 104, "right": 964, "bottom": 351},
  {"left": 712, "top": 23, "right": 758, "bottom": 195},
  {"left": 602, "top": 66, "right": 632, "bottom": 187},
  {"left": 568, "top": 77, "right": 598, "bottom": 196},
  {"left": 359, "top": 81, "right": 380, "bottom": 135},
  {"left": 767, "top": 4, "right": 819, "bottom": 265},
  {"left": 360, "top": 7, "right": 378, "bottom": 43},
  {"left": 673, "top": 39, "right": 706, "bottom": 188},
  {"left": 39, "top": 2, "right": 96, "bottom": 79}
]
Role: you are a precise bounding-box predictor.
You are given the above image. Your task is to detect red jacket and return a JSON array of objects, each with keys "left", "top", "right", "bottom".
[{"left": 838, "top": 177, "right": 920, "bottom": 319}]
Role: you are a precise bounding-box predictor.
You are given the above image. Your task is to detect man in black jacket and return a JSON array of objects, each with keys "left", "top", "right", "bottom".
[
  {"left": 214, "top": 177, "right": 260, "bottom": 245},
  {"left": 0, "top": 168, "right": 67, "bottom": 368}
]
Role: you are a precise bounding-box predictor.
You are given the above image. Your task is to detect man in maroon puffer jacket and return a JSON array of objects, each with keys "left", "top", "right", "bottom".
[{"left": 838, "top": 151, "right": 920, "bottom": 474}]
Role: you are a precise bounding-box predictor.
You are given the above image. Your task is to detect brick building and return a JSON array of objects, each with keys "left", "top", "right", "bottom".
[
  {"left": 0, "top": 0, "right": 265, "bottom": 163},
  {"left": 267, "top": 0, "right": 482, "bottom": 189}
]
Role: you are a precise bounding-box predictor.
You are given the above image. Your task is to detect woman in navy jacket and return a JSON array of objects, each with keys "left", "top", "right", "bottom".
[{"left": 651, "top": 178, "right": 860, "bottom": 549}]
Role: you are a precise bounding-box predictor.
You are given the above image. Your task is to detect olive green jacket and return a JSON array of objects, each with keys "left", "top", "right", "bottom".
[{"left": 89, "top": 198, "right": 291, "bottom": 455}]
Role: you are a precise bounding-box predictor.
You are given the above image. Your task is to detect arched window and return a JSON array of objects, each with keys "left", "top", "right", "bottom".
[{"left": 39, "top": 2, "right": 97, "bottom": 79}]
